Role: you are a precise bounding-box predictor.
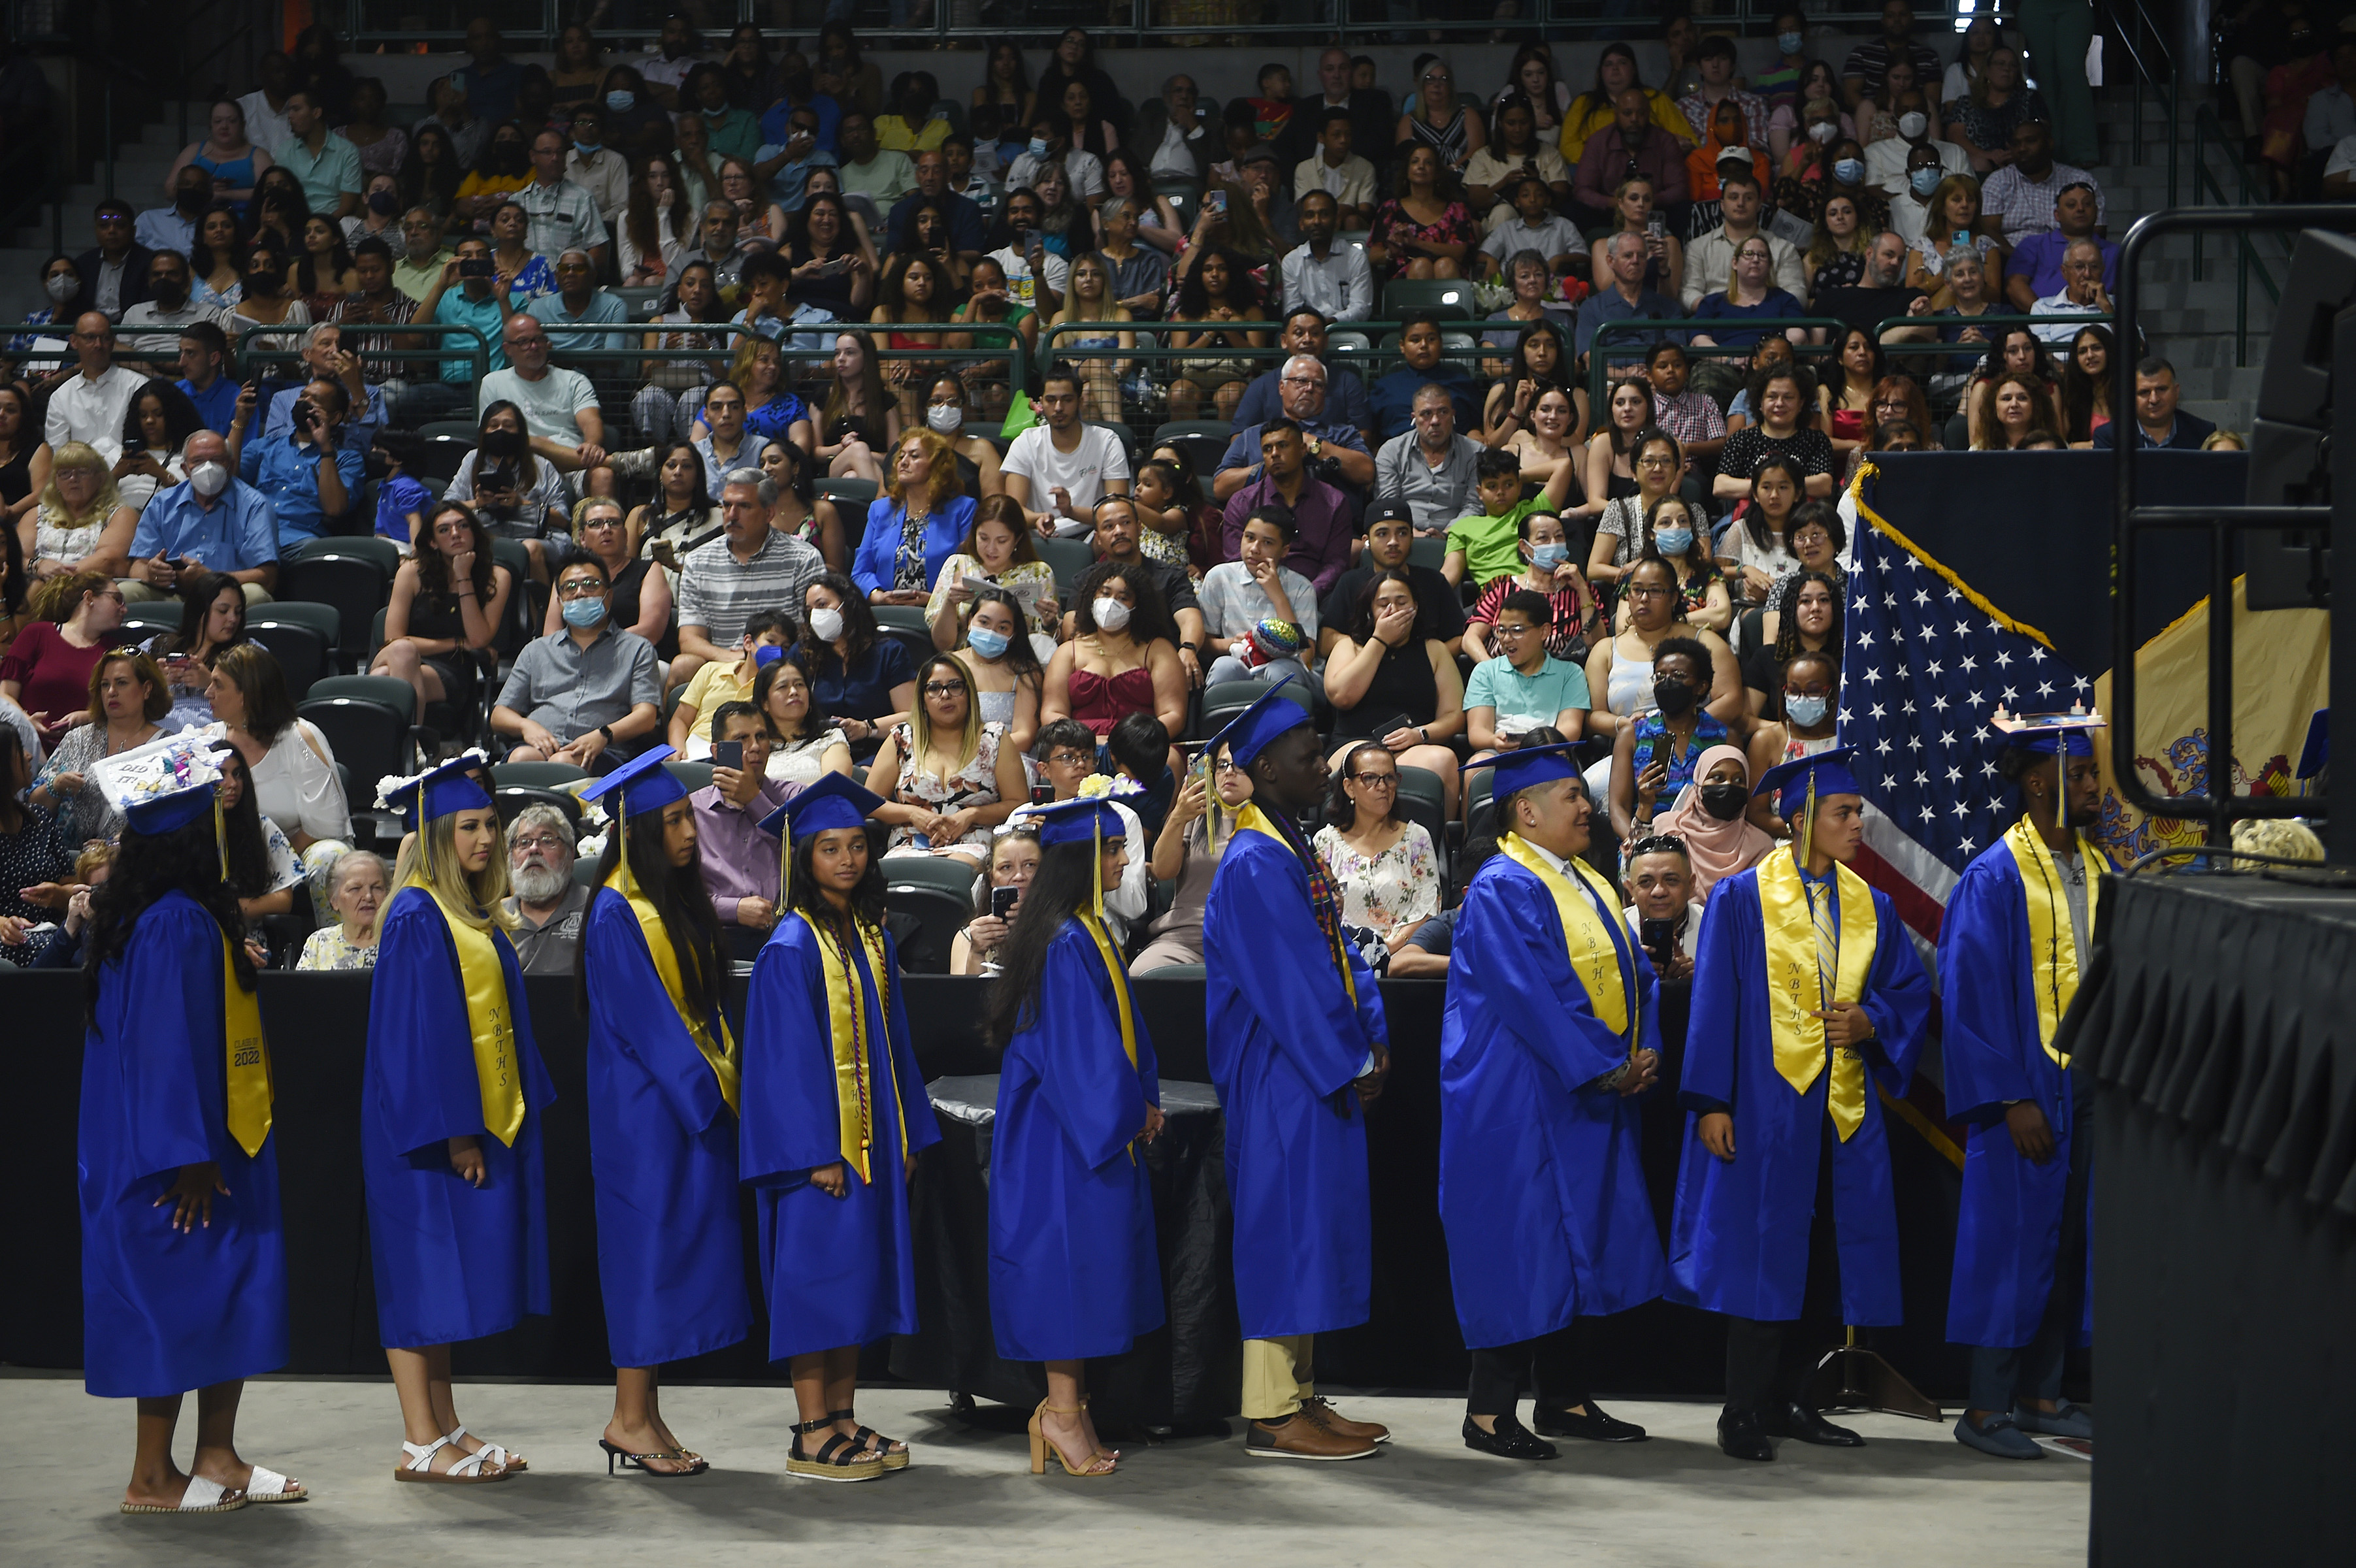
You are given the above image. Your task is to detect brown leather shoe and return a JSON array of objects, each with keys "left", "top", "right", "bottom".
[
  {"left": 1245, "top": 1412, "right": 1379, "bottom": 1461},
  {"left": 1301, "top": 1396, "right": 1392, "bottom": 1445}
]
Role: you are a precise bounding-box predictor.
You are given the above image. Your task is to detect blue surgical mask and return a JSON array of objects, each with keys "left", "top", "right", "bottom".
[
  {"left": 1028, "top": 137, "right": 1049, "bottom": 159},
  {"left": 1784, "top": 693, "right": 1829, "bottom": 727},
  {"left": 1909, "top": 167, "right": 1942, "bottom": 197},
  {"left": 1530, "top": 542, "right": 1568, "bottom": 570},
  {"left": 1833, "top": 158, "right": 1865, "bottom": 185},
  {"left": 1654, "top": 525, "right": 1694, "bottom": 555},
  {"left": 561, "top": 596, "right": 607, "bottom": 629},
  {"left": 573, "top": 138, "right": 601, "bottom": 155},
  {"left": 966, "top": 626, "right": 1011, "bottom": 660},
  {"left": 1777, "top": 30, "right": 1805, "bottom": 53},
  {"left": 605, "top": 90, "right": 634, "bottom": 112}
]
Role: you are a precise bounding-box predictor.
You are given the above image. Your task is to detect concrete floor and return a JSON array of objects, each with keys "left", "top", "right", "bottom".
[{"left": 3, "top": 1373, "right": 2088, "bottom": 1566}]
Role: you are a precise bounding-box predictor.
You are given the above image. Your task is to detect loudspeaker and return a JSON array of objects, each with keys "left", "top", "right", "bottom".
[{"left": 2244, "top": 233, "right": 2356, "bottom": 611}]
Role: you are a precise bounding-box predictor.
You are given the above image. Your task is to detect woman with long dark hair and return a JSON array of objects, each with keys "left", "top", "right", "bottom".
[
  {"left": 372, "top": 500, "right": 514, "bottom": 718},
  {"left": 214, "top": 745, "right": 304, "bottom": 926},
  {"left": 395, "top": 120, "right": 463, "bottom": 221},
  {"left": 79, "top": 733, "right": 303, "bottom": 1512},
  {"left": 1164, "top": 246, "right": 1268, "bottom": 422},
  {"left": 984, "top": 797, "right": 1164, "bottom": 1478},
  {"left": 365, "top": 755, "right": 553, "bottom": 1484},
  {"left": 741, "top": 771, "right": 940, "bottom": 1481},
  {"left": 2060, "top": 324, "right": 2117, "bottom": 446},
  {"left": 574, "top": 747, "right": 749, "bottom": 1478}
]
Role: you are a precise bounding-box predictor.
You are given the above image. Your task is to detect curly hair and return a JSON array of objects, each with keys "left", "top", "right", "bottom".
[
  {"left": 883, "top": 427, "right": 962, "bottom": 509},
  {"left": 83, "top": 811, "right": 252, "bottom": 1026}
]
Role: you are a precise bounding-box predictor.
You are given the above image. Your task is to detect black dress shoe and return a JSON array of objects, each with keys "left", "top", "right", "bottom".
[
  {"left": 1717, "top": 1407, "right": 1775, "bottom": 1462},
  {"left": 1532, "top": 1399, "right": 1648, "bottom": 1443},
  {"left": 1462, "top": 1414, "right": 1558, "bottom": 1462},
  {"left": 1778, "top": 1401, "right": 1865, "bottom": 1447}
]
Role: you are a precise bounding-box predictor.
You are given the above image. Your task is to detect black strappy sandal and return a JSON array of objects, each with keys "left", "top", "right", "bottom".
[
  {"left": 598, "top": 1439, "right": 701, "bottom": 1478},
  {"left": 785, "top": 1415, "right": 885, "bottom": 1482},
  {"left": 828, "top": 1407, "right": 911, "bottom": 1471}
]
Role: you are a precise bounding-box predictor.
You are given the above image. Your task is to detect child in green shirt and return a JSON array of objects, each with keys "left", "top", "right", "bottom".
[{"left": 1443, "top": 448, "right": 1576, "bottom": 590}]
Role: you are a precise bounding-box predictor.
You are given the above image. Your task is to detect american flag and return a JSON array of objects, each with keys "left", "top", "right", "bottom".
[{"left": 1839, "top": 502, "right": 2097, "bottom": 950}]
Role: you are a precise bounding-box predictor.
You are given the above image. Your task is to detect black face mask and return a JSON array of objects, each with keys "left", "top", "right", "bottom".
[
  {"left": 1700, "top": 781, "right": 1749, "bottom": 821},
  {"left": 480, "top": 427, "right": 525, "bottom": 459},
  {"left": 1653, "top": 678, "right": 1697, "bottom": 717}
]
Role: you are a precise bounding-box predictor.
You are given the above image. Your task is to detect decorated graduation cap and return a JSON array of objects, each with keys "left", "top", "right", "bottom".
[
  {"left": 578, "top": 745, "right": 691, "bottom": 898},
  {"left": 1028, "top": 796, "right": 1128, "bottom": 919},
  {"left": 375, "top": 751, "right": 494, "bottom": 831},
  {"left": 91, "top": 723, "right": 233, "bottom": 838},
  {"left": 758, "top": 770, "right": 886, "bottom": 906},
  {"left": 1989, "top": 702, "right": 2105, "bottom": 758},
  {"left": 1203, "top": 670, "right": 1314, "bottom": 770},
  {"left": 1458, "top": 740, "right": 1585, "bottom": 802}
]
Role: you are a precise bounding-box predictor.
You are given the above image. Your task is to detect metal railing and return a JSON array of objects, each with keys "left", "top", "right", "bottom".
[
  {"left": 2187, "top": 101, "right": 2285, "bottom": 367},
  {"left": 344, "top": 0, "right": 1976, "bottom": 49},
  {"left": 2097, "top": 0, "right": 2178, "bottom": 199},
  {"left": 2109, "top": 206, "right": 2356, "bottom": 849},
  {"left": 237, "top": 320, "right": 497, "bottom": 387},
  {"left": 1585, "top": 316, "right": 1848, "bottom": 410}
]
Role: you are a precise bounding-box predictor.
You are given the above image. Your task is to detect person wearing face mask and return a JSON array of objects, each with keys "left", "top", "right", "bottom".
[
  {"left": 491, "top": 554, "right": 661, "bottom": 769},
  {"left": 1865, "top": 86, "right": 1970, "bottom": 197},
  {"left": 1744, "top": 647, "right": 1842, "bottom": 836},
  {"left": 1753, "top": 10, "right": 1814, "bottom": 112},
  {"left": 1611, "top": 634, "right": 1728, "bottom": 843},
  {"left": 561, "top": 103, "right": 630, "bottom": 227},
  {"left": 1656, "top": 747, "right": 1773, "bottom": 907},
  {"left": 123, "top": 431, "right": 279, "bottom": 606},
  {"left": 1884, "top": 144, "right": 1947, "bottom": 248}
]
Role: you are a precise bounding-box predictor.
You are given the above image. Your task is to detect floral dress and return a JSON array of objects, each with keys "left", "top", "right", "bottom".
[
  {"left": 297, "top": 926, "right": 379, "bottom": 970},
  {"left": 881, "top": 719, "right": 1008, "bottom": 861},
  {"left": 1367, "top": 197, "right": 1479, "bottom": 283},
  {"left": 1312, "top": 819, "right": 1441, "bottom": 941}
]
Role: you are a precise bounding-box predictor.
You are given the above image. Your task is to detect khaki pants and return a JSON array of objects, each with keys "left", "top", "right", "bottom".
[
  {"left": 118, "top": 578, "right": 272, "bottom": 607},
  {"left": 1241, "top": 1334, "right": 1316, "bottom": 1421}
]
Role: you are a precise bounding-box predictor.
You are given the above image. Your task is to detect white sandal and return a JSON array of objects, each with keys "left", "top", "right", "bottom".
[
  {"left": 448, "top": 1424, "right": 527, "bottom": 1473},
  {"left": 394, "top": 1435, "right": 511, "bottom": 1485},
  {"left": 120, "top": 1475, "right": 247, "bottom": 1514},
  {"left": 243, "top": 1465, "right": 308, "bottom": 1503}
]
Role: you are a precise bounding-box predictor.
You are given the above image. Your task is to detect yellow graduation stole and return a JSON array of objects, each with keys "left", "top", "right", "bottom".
[
  {"left": 796, "top": 907, "right": 909, "bottom": 1183},
  {"left": 220, "top": 932, "right": 272, "bottom": 1157},
  {"left": 1075, "top": 909, "right": 1145, "bottom": 1164},
  {"left": 1235, "top": 802, "right": 1358, "bottom": 1006},
  {"left": 1755, "top": 853, "right": 1878, "bottom": 1141},
  {"left": 604, "top": 871, "right": 742, "bottom": 1115},
  {"left": 404, "top": 878, "right": 527, "bottom": 1147},
  {"left": 2001, "top": 816, "right": 2103, "bottom": 1067},
  {"left": 1497, "top": 833, "right": 1635, "bottom": 1045}
]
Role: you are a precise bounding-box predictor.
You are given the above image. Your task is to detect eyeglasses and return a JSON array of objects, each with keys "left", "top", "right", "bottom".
[
  {"left": 1626, "top": 583, "right": 1674, "bottom": 598},
  {"left": 1493, "top": 622, "right": 1539, "bottom": 636},
  {"left": 922, "top": 681, "right": 966, "bottom": 698},
  {"left": 1626, "top": 832, "right": 1688, "bottom": 858},
  {"left": 1349, "top": 771, "right": 1398, "bottom": 787},
  {"left": 1045, "top": 749, "right": 1095, "bottom": 770},
  {"left": 1637, "top": 453, "right": 1676, "bottom": 468},
  {"left": 512, "top": 833, "right": 568, "bottom": 854}
]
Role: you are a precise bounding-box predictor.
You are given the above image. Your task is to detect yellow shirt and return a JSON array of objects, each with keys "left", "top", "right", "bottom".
[
  {"left": 678, "top": 658, "right": 756, "bottom": 747},
  {"left": 1558, "top": 88, "right": 1696, "bottom": 163},
  {"left": 875, "top": 114, "right": 951, "bottom": 154}
]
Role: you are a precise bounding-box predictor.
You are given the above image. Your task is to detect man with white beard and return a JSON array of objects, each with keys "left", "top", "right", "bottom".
[{"left": 499, "top": 802, "right": 590, "bottom": 973}]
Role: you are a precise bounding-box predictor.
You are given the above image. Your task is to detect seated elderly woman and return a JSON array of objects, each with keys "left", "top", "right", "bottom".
[
  {"left": 1313, "top": 739, "right": 1444, "bottom": 956},
  {"left": 1322, "top": 567, "right": 1467, "bottom": 817},
  {"left": 852, "top": 427, "right": 977, "bottom": 609},
  {"left": 866, "top": 652, "right": 1027, "bottom": 872},
  {"left": 297, "top": 849, "right": 391, "bottom": 970}
]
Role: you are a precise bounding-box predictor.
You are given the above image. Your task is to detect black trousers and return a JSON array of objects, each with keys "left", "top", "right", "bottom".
[
  {"left": 1467, "top": 1322, "right": 1584, "bottom": 1417},
  {"left": 1724, "top": 1115, "right": 1850, "bottom": 1415}
]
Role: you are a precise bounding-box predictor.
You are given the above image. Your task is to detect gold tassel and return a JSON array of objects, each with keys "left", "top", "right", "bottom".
[
  {"left": 1091, "top": 809, "right": 1104, "bottom": 921},
  {"left": 617, "top": 791, "right": 636, "bottom": 899},
  {"left": 212, "top": 791, "right": 228, "bottom": 882}
]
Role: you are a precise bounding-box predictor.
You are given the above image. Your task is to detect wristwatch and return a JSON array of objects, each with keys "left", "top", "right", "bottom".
[
  {"left": 1304, "top": 434, "right": 1324, "bottom": 457},
  {"left": 597, "top": 723, "right": 614, "bottom": 745}
]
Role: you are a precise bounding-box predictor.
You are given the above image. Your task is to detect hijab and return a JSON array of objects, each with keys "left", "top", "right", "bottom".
[{"left": 1658, "top": 742, "right": 1775, "bottom": 902}]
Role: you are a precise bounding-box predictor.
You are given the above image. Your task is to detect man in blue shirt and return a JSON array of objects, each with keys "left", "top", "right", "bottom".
[
  {"left": 883, "top": 149, "right": 985, "bottom": 266},
  {"left": 1573, "top": 232, "right": 1686, "bottom": 382},
  {"left": 753, "top": 102, "right": 837, "bottom": 214},
  {"left": 231, "top": 376, "right": 362, "bottom": 547},
  {"left": 397, "top": 234, "right": 512, "bottom": 427},
  {"left": 759, "top": 78, "right": 842, "bottom": 158},
  {"left": 1213, "top": 354, "right": 1375, "bottom": 502},
  {"left": 1229, "top": 308, "right": 1375, "bottom": 442},
  {"left": 451, "top": 16, "right": 523, "bottom": 125},
  {"left": 1369, "top": 315, "right": 1481, "bottom": 442},
  {"left": 2089, "top": 358, "right": 2218, "bottom": 452},
  {"left": 525, "top": 250, "right": 632, "bottom": 356},
  {"left": 176, "top": 321, "right": 237, "bottom": 434},
  {"left": 120, "top": 429, "right": 280, "bottom": 605},
  {"left": 261, "top": 322, "right": 384, "bottom": 451}
]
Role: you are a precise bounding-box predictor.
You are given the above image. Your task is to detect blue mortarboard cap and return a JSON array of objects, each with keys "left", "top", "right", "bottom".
[
  {"left": 1026, "top": 796, "right": 1125, "bottom": 849},
  {"left": 579, "top": 743, "right": 689, "bottom": 817},
  {"left": 1203, "top": 672, "right": 1314, "bottom": 768},
  {"left": 759, "top": 768, "right": 884, "bottom": 841},
  {"left": 377, "top": 754, "right": 494, "bottom": 830},
  {"left": 92, "top": 727, "right": 231, "bottom": 837},
  {"left": 1753, "top": 746, "right": 1864, "bottom": 819},
  {"left": 1458, "top": 740, "right": 1584, "bottom": 798}
]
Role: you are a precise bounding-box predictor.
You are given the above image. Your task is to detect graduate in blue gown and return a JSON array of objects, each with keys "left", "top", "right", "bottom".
[
  {"left": 984, "top": 798, "right": 1165, "bottom": 1478},
  {"left": 1201, "top": 676, "right": 1394, "bottom": 1462},
  {"left": 576, "top": 746, "right": 751, "bottom": 1478},
  {"left": 741, "top": 772, "right": 941, "bottom": 1482},
  {"left": 1940, "top": 715, "right": 2104, "bottom": 1459},
  {"left": 1442, "top": 744, "right": 1664, "bottom": 1462},
  {"left": 363, "top": 755, "right": 555, "bottom": 1485},
  {"left": 1669, "top": 747, "right": 1933, "bottom": 1462},
  {"left": 79, "top": 728, "right": 305, "bottom": 1514}
]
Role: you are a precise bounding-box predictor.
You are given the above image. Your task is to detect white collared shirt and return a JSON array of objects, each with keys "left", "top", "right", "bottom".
[{"left": 42, "top": 362, "right": 146, "bottom": 457}]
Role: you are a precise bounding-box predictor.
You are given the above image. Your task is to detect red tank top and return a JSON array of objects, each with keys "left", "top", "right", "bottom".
[{"left": 1066, "top": 665, "right": 1157, "bottom": 738}]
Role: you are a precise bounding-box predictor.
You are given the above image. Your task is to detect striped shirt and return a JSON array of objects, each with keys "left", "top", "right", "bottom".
[{"left": 674, "top": 527, "right": 826, "bottom": 647}]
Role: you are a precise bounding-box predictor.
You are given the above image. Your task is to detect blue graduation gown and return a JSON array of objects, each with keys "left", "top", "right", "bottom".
[
  {"left": 740, "top": 915, "right": 941, "bottom": 1362},
  {"left": 1203, "top": 826, "right": 1387, "bottom": 1341},
  {"left": 581, "top": 890, "right": 752, "bottom": 1369},
  {"left": 1667, "top": 866, "right": 1932, "bottom": 1325},
  {"left": 1440, "top": 857, "right": 1666, "bottom": 1348},
  {"left": 78, "top": 893, "right": 287, "bottom": 1397},
  {"left": 361, "top": 887, "right": 557, "bottom": 1349},
  {"left": 989, "top": 920, "right": 1165, "bottom": 1362},
  {"left": 1938, "top": 843, "right": 2093, "bottom": 1350}
]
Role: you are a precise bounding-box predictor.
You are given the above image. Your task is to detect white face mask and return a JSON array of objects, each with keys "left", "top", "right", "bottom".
[
  {"left": 188, "top": 461, "right": 229, "bottom": 498},
  {"left": 808, "top": 606, "right": 845, "bottom": 642},
  {"left": 1898, "top": 111, "right": 1929, "bottom": 140},
  {"left": 44, "top": 272, "right": 75, "bottom": 302},
  {"left": 1092, "top": 596, "right": 1132, "bottom": 632},
  {"left": 925, "top": 403, "right": 962, "bottom": 433},
  {"left": 1807, "top": 121, "right": 1838, "bottom": 144}
]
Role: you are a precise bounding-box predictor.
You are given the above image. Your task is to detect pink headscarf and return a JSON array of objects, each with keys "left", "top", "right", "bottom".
[{"left": 1656, "top": 743, "right": 1775, "bottom": 902}]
